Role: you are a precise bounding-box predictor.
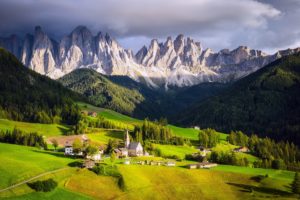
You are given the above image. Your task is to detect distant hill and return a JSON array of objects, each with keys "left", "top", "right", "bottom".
[
  {"left": 59, "top": 68, "right": 227, "bottom": 120},
  {"left": 58, "top": 68, "right": 162, "bottom": 118},
  {"left": 176, "top": 53, "right": 300, "bottom": 144},
  {"left": 0, "top": 48, "right": 83, "bottom": 124}
]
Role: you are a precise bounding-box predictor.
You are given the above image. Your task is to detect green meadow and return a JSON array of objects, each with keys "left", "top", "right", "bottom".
[
  {"left": 0, "top": 143, "right": 74, "bottom": 189},
  {"left": 153, "top": 144, "right": 199, "bottom": 159},
  {"left": 0, "top": 103, "right": 298, "bottom": 199},
  {"left": 0, "top": 119, "right": 70, "bottom": 137}
]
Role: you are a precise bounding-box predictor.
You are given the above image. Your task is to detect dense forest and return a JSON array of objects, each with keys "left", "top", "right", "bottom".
[
  {"left": 0, "top": 48, "right": 83, "bottom": 125},
  {"left": 227, "top": 131, "right": 300, "bottom": 171},
  {"left": 178, "top": 53, "right": 300, "bottom": 145}
]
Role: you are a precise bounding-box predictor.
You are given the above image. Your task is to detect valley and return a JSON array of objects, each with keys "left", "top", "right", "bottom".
[
  {"left": 0, "top": 3, "right": 299, "bottom": 198},
  {"left": 0, "top": 102, "right": 299, "bottom": 200}
]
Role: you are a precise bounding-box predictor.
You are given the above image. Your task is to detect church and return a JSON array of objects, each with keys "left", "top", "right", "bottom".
[{"left": 124, "top": 130, "right": 144, "bottom": 157}]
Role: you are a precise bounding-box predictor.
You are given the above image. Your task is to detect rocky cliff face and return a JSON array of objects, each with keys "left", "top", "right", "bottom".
[{"left": 1, "top": 26, "right": 299, "bottom": 89}]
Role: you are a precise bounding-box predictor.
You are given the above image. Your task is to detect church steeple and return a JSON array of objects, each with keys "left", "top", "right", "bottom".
[{"left": 124, "top": 130, "right": 130, "bottom": 148}]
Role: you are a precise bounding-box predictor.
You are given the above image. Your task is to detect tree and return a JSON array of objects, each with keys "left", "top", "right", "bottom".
[
  {"left": 292, "top": 173, "right": 300, "bottom": 194},
  {"left": 51, "top": 139, "right": 58, "bottom": 151},
  {"left": 72, "top": 138, "right": 83, "bottom": 154},
  {"left": 110, "top": 151, "right": 117, "bottom": 164},
  {"left": 199, "top": 131, "right": 209, "bottom": 148},
  {"left": 86, "top": 144, "right": 98, "bottom": 156},
  {"left": 106, "top": 139, "right": 118, "bottom": 154}
]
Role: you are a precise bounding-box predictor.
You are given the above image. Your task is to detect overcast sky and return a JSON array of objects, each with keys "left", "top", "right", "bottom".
[{"left": 0, "top": 0, "right": 299, "bottom": 53}]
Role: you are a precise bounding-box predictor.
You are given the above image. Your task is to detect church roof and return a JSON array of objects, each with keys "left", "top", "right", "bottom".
[{"left": 128, "top": 142, "right": 142, "bottom": 150}]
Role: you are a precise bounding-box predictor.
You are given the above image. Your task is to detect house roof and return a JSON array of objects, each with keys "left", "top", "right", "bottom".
[{"left": 128, "top": 142, "right": 142, "bottom": 150}]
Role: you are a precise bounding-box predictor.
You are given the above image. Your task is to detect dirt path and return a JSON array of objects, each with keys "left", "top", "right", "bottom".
[{"left": 0, "top": 167, "right": 69, "bottom": 193}]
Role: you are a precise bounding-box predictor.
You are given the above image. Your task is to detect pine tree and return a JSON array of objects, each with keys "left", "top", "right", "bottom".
[{"left": 292, "top": 172, "right": 300, "bottom": 194}]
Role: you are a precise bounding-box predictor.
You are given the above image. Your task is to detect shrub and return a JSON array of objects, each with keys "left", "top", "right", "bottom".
[{"left": 27, "top": 178, "right": 57, "bottom": 192}]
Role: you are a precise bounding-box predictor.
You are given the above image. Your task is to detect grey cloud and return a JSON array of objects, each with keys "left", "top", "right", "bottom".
[{"left": 0, "top": 0, "right": 298, "bottom": 53}]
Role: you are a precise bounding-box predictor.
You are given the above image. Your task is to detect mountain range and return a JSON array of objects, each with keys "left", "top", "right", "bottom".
[
  {"left": 1, "top": 26, "right": 300, "bottom": 89},
  {"left": 176, "top": 52, "right": 300, "bottom": 144}
]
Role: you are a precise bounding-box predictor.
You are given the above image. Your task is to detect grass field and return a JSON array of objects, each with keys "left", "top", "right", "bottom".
[
  {"left": 0, "top": 143, "right": 75, "bottom": 189},
  {"left": 0, "top": 142, "right": 297, "bottom": 200},
  {"left": 78, "top": 102, "right": 229, "bottom": 142},
  {"left": 153, "top": 144, "right": 199, "bottom": 159},
  {"left": 0, "top": 119, "right": 70, "bottom": 137},
  {"left": 117, "top": 165, "right": 296, "bottom": 200},
  {"left": 86, "top": 129, "right": 124, "bottom": 145}
]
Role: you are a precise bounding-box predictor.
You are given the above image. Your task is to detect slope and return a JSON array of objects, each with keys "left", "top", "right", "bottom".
[
  {"left": 177, "top": 53, "right": 300, "bottom": 144},
  {"left": 59, "top": 68, "right": 228, "bottom": 120},
  {"left": 58, "top": 68, "right": 162, "bottom": 118},
  {"left": 0, "top": 48, "right": 84, "bottom": 124}
]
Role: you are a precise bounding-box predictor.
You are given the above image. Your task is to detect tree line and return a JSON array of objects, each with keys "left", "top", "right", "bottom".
[
  {"left": 198, "top": 128, "right": 220, "bottom": 148},
  {"left": 0, "top": 128, "right": 47, "bottom": 149},
  {"left": 132, "top": 119, "right": 188, "bottom": 145},
  {"left": 228, "top": 131, "right": 300, "bottom": 170}
]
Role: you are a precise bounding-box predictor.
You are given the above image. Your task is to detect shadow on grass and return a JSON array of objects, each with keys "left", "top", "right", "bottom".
[
  {"left": 68, "top": 161, "right": 82, "bottom": 167},
  {"left": 227, "top": 182, "right": 292, "bottom": 196},
  {"left": 105, "top": 131, "right": 123, "bottom": 139},
  {"left": 57, "top": 125, "right": 71, "bottom": 135},
  {"left": 31, "top": 149, "right": 77, "bottom": 159}
]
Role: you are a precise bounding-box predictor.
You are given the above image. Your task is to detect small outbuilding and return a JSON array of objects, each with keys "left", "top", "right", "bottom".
[
  {"left": 233, "top": 146, "right": 250, "bottom": 153},
  {"left": 165, "top": 161, "right": 176, "bottom": 167}
]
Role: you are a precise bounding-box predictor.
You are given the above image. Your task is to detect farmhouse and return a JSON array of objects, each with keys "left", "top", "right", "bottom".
[
  {"left": 114, "top": 148, "right": 128, "bottom": 158},
  {"left": 64, "top": 142, "right": 73, "bottom": 155},
  {"left": 165, "top": 161, "right": 176, "bottom": 167},
  {"left": 88, "top": 111, "right": 97, "bottom": 117},
  {"left": 187, "top": 162, "right": 218, "bottom": 169},
  {"left": 86, "top": 151, "right": 102, "bottom": 161},
  {"left": 198, "top": 162, "right": 218, "bottom": 169},
  {"left": 233, "top": 146, "right": 250, "bottom": 153}
]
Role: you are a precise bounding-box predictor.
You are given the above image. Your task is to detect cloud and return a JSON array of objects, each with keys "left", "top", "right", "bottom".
[{"left": 1, "top": 0, "right": 299, "bottom": 53}]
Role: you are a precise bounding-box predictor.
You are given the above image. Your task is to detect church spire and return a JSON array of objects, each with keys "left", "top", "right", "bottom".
[{"left": 125, "top": 130, "right": 130, "bottom": 148}]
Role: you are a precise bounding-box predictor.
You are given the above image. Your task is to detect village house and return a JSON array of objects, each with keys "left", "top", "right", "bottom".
[
  {"left": 233, "top": 146, "right": 250, "bottom": 153},
  {"left": 86, "top": 151, "right": 102, "bottom": 161},
  {"left": 64, "top": 135, "right": 89, "bottom": 156},
  {"left": 64, "top": 142, "right": 73, "bottom": 155},
  {"left": 114, "top": 148, "right": 128, "bottom": 158},
  {"left": 81, "top": 110, "right": 88, "bottom": 116},
  {"left": 88, "top": 111, "right": 97, "bottom": 117},
  {"left": 165, "top": 161, "right": 176, "bottom": 167},
  {"left": 187, "top": 162, "right": 218, "bottom": 169}
]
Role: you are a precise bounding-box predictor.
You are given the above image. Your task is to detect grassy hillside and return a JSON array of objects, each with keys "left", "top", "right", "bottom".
[
  {"left": 59, "top": 68, "right": 161, "bottom": 118},
  {"left": 117, "top": 165, "right": 295, "bottom": 200},
  {"left": 60, "top": 69, "right": 228, "bottom": 120},
  {"left": 177, "top": 53, "right": 300, "bottom": 144},
  {"left": 0, "top": 143, "right": 74, "bottom": 189},
  {"left": 0, "top": 141, "right": 297, "bottom": 200},
  {"left": 0, "top": 119, "right": 70, "bottom": 137}
]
